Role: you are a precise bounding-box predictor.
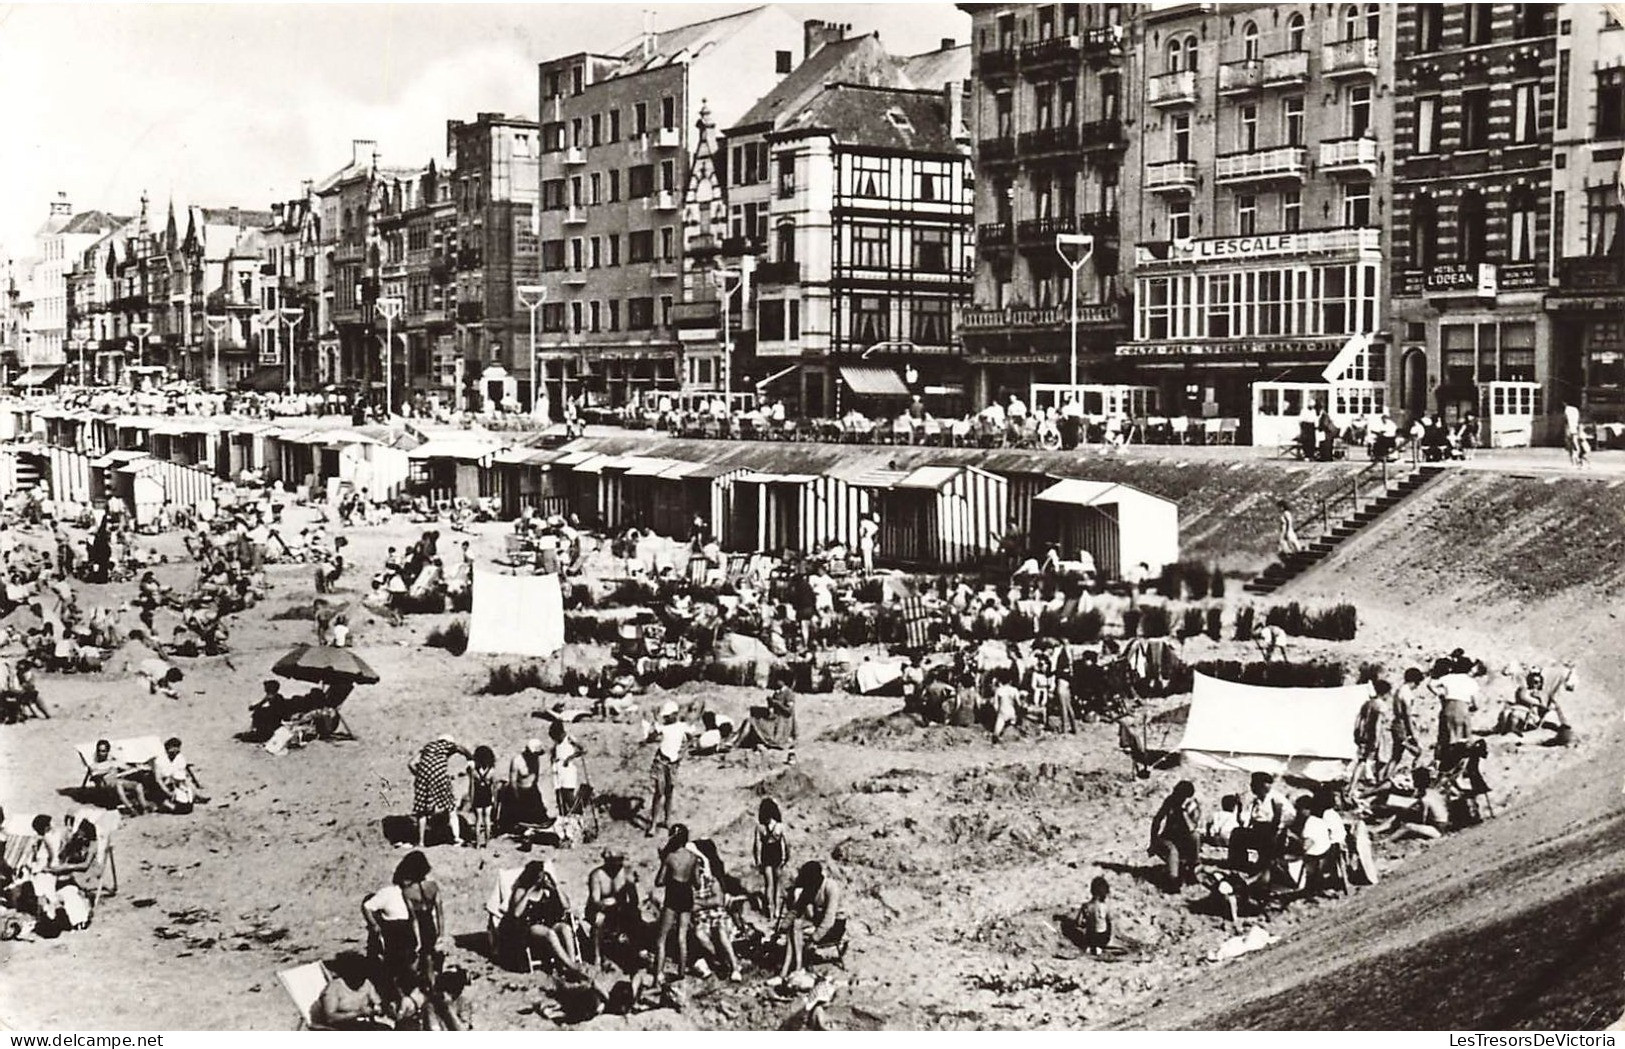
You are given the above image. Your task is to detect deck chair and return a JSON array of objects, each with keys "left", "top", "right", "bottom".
[
  {"left": 277, "top": 960, "right": 333, "bottom": 1029},
  {"left": 686, "top": 556, "right": 710, "bottom": 586},
  {"left": 76, "top": 736, "right": 164, "bottom": 791},
  {"left": 485, "top": 867, "right": 538, "bottom": 973},
  {"left": 725, "top": 553, "right": 751, "bottom": 587}
]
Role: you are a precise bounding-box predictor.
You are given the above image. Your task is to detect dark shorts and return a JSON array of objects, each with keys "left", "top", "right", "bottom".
[
  {"left": 664, "top": 882, "right": 695, "bottom": 914},
  {"left": 651, "top": 758, "right": 676, "bottom": 795},
  {"left": 759, "top": 840, "right": 785, "bottom": 870}
]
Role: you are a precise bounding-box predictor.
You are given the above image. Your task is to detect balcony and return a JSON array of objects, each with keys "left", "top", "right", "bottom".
[
  {"left": 977, "top": 222, "right": 1013, "bottom": 252},
  {"left": 456, "top": 301, "right": 484, "bottom": 323},
  {"left": 1262, "top": 49, "right": 1310, "bottom": 86},
  {"left": 960, "top": 302, "right": 1125, "bottom": 333},
  {"left": 1146, "top": 160, "right": 1198, "bottom": 193},
  {"left": 1078, "top": 117, "right": 1126, "bottom": 151},
  {"left": 564, "top": 205, "right": 587, "bottom": 225},
  {"left": 1215, "top": 145, "right": 1307, "bottom": 184},
  {"left": 1555, "top": 256, "right": 1625, "bottom": 292},
  {"left": 651, "top": 263, "right": 680, "bottom": 280},
  {"left": 979, "top": 47, "right": 1017, "bottom": 78},
  {"left": 563, "top": 146, "right": 586, "bottom": 165},
  {"left": 652, "top": 126, "right": 680, "bottom": 149},
  {"left": 562, "top": 271, "right": 588, "bottom": 286},
  {"left": 1021, "top": 34, "right": 1080, "bottom": 70},
  {"left": 979, "top": 135, "right": 1017, "bottom": 165},
  {"left": 754, "top": 260, "right": 802, "bottom": 285},
  {"left": 720, "top": 236, "right": 762, "bottom": 256},
  {"left": 1319, "top": 136, "right": 1379, "bottom": 177},
  {"left": 1017, "top": 125, "right": 1078, "bottom": 156},
  {"left": 1082, "top": 25, "right": 1126, "bottom": 61},
  {"left": 1323, "top": 37, "right": 1379, "bottom": 78},
  {"left": 1219, "top": 59, "right": 1263, "bottom": 96},
  {"left": 1016, "top": 212, "right": 1118, "bottom": 249},
  {"left": 650, "top": 190, "right": 678, "bottom": 211},
  {"left": 673, "top": 300, "right": 721, "bottom": 330},
  {"left": 1147, "top": 69, "right": 1198, "bottom": 108}
]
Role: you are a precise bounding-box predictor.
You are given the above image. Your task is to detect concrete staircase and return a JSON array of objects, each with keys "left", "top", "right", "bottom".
[{"left": 1243, "top": 463, "right": 1448, "bottom": 596}]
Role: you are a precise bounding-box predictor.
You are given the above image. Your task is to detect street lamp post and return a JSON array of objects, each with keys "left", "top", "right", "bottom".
[
  {"left": 1055, "top": 233, "right": 1096, "bottom": 390},
  {"left": 712, "top": 255, "right": 756, "bottom": 406},
  {"left": 516, "top": 285, "right": 547, "bottom": 419},
  {"left": 376, "top": 297, "right": 403, "bottom": 418},
  {"left": 279, "top": 307, "right": 305, "bottom": 396},
  {"left": 204, "top": 315, "right": 229, "bottom": 392},
  {"left": 129, "top": 321, "right": 153, "bottom": 371},
  {"left": 70, "top": 324, "right": 90, "bottom": 387}
]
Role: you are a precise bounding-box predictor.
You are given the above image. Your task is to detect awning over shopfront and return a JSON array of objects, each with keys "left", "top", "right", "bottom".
[
  {"left": 12, "top": 365, "right": 63, "bottom": 389},
  {"left": 838, "top": 365, "right": 910, "bottom": 398}
]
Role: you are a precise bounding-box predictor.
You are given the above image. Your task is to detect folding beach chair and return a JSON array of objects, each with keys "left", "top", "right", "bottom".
[
  {"left": 76, "top": 736, "right": 164, "bottom": 792},
  {"left": 686, "top": 556, "right": 710, "bottom": 586},
  {"left": 726, "top": 553, "right": 751, "bottom": 587},
  {"left": 277, "top": 960, "right": 332, "bottom": 1029},
  {"left": 485, "top": 867, "right": 539, "bottom": 973},
  {"left": 556, "top": 757, "right": 601, "bottom": 845}
]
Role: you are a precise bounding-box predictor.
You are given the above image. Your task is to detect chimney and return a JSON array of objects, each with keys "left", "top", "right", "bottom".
[
  {"left": 804, "top": 19, "right": 849, "bottom": 60},
  {"left": 643, "top": 9, "right": 657, "bottom": 59},
  {"left": 940, "top": 37, "right": 955, "bottom": 50},
  {"left": 352, "top": 138, "right": 377, "bottom": 168},
  {"left": 301, "top": 179, "right": 314, "bottom": 198},
  {"left": 272, "top": 203, "right": 284, "bottom": 226},
  {"left": 49, "top": 191, "right": 72, "bottom": 218}
]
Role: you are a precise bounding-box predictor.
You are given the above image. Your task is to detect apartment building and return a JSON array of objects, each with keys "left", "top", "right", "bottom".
[
  {"left": 717, "top": 29, "right": 974, "bottom": 415},
  {"left": 1123, "top": 3, "right": 1394, "bottom": 438},
  {"left": 1546, "top": 3, "right": 1625, "bottom": 427},
  {"left": 960, "top": 2, "right": 1135, "bottom": 405},
  {"left": 27, "top": 194, "right": 127, "bottom": 368},
  {"left": 374, "top": 164, "right": 458, "bottom": 405},
  {"left": 534, "top": 6, "right": 804, "bottom": 410},
  {"left": 262, "top": 189, "right": 324, "bottom": 393},
  {"left": 1389, "top": 2, "right": 1558, "bottom": 444}
]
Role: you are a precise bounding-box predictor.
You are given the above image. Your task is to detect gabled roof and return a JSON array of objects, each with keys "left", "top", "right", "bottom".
[
  {"left": 895, "top": 43, "right": 972, "bottom": 91},
  {"left": 60, "top": 211, "right": 131, "bottom": 236},
  {"left": 780, "top": 83, "right": 960, "bottom": 153},
  {"left": 611, "top": 5, "right": 766, "bottom": 74},
  {"left": 733, "top": 34, "right": 901, "bottom": 132}
]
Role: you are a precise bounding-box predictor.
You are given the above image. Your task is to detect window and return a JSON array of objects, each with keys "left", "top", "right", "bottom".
[
  {"left": 995, "top": 91, "right": 1014, "bottom": 137},
  {"left": 1343, "top": 5, "right": 1361, "bottom": 39},
  {"left": 789, "top": 300, "right": 801, "bottom": 340},
  {"left": 1279, "top": 95, "right": 1304, "bottom": 146},
  {"left": 758, "top": 299, "right": 786, "bottom": 341},
  {"left": 628, "top": 230, "right": 654, "bottom": 264},
  {"left": 1286, "top": 13, "right": 1305, "bottom": 51},
  {"left": 1466, "top": 3, "right": 1493, "bottom": 45},
  {"left": 609, "top": 171, "right": 620, "bottom": 202},
  {"left": 852, "top": 296, "right": 889, "bottom": 344},
  {"left": 570, "top": 175, "right": 583, "bottom": 206},
  {"left": 851, "top": 157, "right": 891, "bottom": 198},
  {"left": 914, "top": 228, "right": 952, "bottom": 272},
  {"left": 1554, "top": 190, "right": 1566, "bottom": 262},
  {"left": 628, "top": 164, "right": 654, "bottom": 198},
  {"left": 627, "top": 297, "right": 654, "bottom": 330},
  {"left": 658, "top": 160, "right": 675, "bottom": 193},
  {"left": 1419, "top": 4, "right": 1443, "bottom": 50},
  {"left": 1348, "top": 85, "right": 1372, "bottom": 138},
  {"left": 1165, "top": 38, "right": 1182, "bottom": 73},
  {"left": 1239, "top": 104, "right": 1259, "bottom": 151},
  {"left": 1457, "top": 188, "right": 1487, "bottom": 261},
  {"left": 1462, "top": 89, "right": 1491, "bottom": 149},
  {"left": 1599, "top": 70, "right": 1625, "bottom": 138},
  {"left": 589, "top": 173, "right": 602, "bottom": 205},
  {"left": 1032, "top": 171, "right": 1055, "bottom": 219},
  {"left": 911, "top": 298, "right": 952, "bottom": 344},
  {"left": 1343, "top": 182, "right": 1372, "bottom": 226},
  {"left": 1184, "top": 34, "right": 1199, "bottom": 72},
  {"left": 541, "top": 239, "right": 565, "bottom": 271},
  {"left": 1282, "top": 189, "right": 1301, "bottom": 232},
  {"left": 917, "top": 168, "right": 949, "bottom": 202},
  {"left": 569, "top": 237, "right": 584, "bottom": 271},
  {"left": 660, "top": 295, "right": 674, "bottom": 329},
  {"left": 570, "top": 301, "right": 583, "bottom": 334},
  {"left": 609, "top": 110, "right": 621, "bottom": 141},
  {"left": 1206, "top": 274, "right": 1232, "bottom": 337},
  {"left": 589, "top": 235, "right": 601, "bottom": 268},
  {"left": 852, "top": 224, "right": 889, "bottom": 268},
  {"left": 1588, "top": 186, "right": 1624, "bottom": 255},
  {"left": 634, "top": 102, "right": 648, "bottom": 136},
  {"left": 1512, "top": 82, "right": 1539, "bottom": 143},
  {"left": 1038, "top": 5, "right": 1056, "bottom": 40},
  {"left": 1509, "top": 185, "right": 1538, "bottom": 262},
  {"left": 1144, "top": 277, "right": 1171, "bottom": 338},
  {"left": 590, "top": 114, "right": 602, "bottom": 146},
  {"left": 541, "top": 178, "right": 567, "bottom": 211},
  {"left": 1502, "top": 322, "right": 1537, "bottom": 382},
  {"left": 1321, "top": 266, "right": 1348, "bottom": 334},
  {"left": 608, "top": 234, "right": 620, "bottom": 266},
  {"left": 546, "top": 71, "right": 563, "bottom": 99},
  {"left": 776, "top": 221, "right": 796, "bottom": 263},
  {"left": 1101, "top": 72, "right": 1121, "bottom": 121},
  {"left": 541, "top": 302, "right": 565, "bottom": 332},
  {"left": 1171, "top": 111, "right": 1191, "bottom": 160},
  {"left": 1059, "top": 79, "right": 1076, "bottom": 126},
  {"left": 1242, "top": 20, "right": 1260, "bottom": 61},
  {"left": 1442, "top": 324, "right": 1476, "bottom": 388},
  {"left": 1035, "top": 82, "right": 1055, "bottom": 130},
  {"left": 1169, "top": 196, "right": 1192, "bottom": 240},
  {"left": 661, "top": 96, "right": 676, "bottom": 130},
  {"left": 1236, "top": 194, "right": 1257, "bottom": 235},
  {"left": 776, "top": 49, "right": 793, "bottom": 74},
  {"left": 571, "top": 118, "right": 583, "bottom": 148},
  {"left": 1366, "top": 3, "right": 1381, "bottom": 39},
  {"left": 1411, "top": 193, "right": 1439, "bottom": 268},
  {"left": 660, "top": 227, "right": 675, "bottom": 261},
  {"left": 998, "top": 12, "right": 1015, "bottom": 50},
  {"left": 571, "top": 66, "right": 584, "bottom": 95},
  {"left": 1416, "top": 96, "right": 1441, "bottom": 153},
  {"left": 777, "top": 155, "right": 796, "bottom": 198},
  {"left": 588, "top": 300, "right": 601, "bottom": 333}
]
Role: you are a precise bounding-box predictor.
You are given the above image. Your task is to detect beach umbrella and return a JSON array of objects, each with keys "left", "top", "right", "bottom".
[{"left": 272, "top": 644, "right": 380, "bottom": 685}]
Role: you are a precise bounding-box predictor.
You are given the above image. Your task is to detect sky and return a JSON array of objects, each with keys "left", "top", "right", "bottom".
[{"left": 0, "top": 2, "right": 969, "bottom": 257}]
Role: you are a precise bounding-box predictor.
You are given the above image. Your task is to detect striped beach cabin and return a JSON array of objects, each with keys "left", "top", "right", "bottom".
[
  {"left": 1031, "top": 479, "right": 1179, "bottom": 580},
  {"left": 725, "top": 472, "right": 870, "bottom": 555},
  {"left": 491, "top": 447, "right": 569, "bottom": 519},
  {"left": 874, "top": 465, "right": 1010, "bottom": 569},
  {"left": 649, "top": 461, "right": 750, "bottom": 542}
]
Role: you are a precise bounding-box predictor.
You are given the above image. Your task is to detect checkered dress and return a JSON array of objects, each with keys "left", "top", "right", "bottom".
[{"left": 411, "top": 739, "right": 459, "bottom": 815}]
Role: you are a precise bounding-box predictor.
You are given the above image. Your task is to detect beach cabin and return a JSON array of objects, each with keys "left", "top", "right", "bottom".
[
  {"left": 1031, "top": 479, "right": 1179, "bottom": 580},
  {"left": 87, "top": 450, "right": 151, "bottom": 506},
  {"left": 648, "top": 461, "right": 748, "bottom": 541},
  {"left": 564, "top": 453, "right": 620, "bottom": 527},
  {"left": 726, "top": 472, "right": 868, "bottom": 555},
  {"left": 998, "top": 467, "right": 1060, "bottom": 543},
  {"left": 491, "top": 447, "right": 568, "bottom": 519},
  {"left": 406, "top": 438, "right": 498, "bottom": 503},
  {"left": 1480, "top": 381, "right": 1542, "bottom": 448},
  {"left": 873, "top": 465, "right": 1009, "bottom": 569},
  {"left": 616, "top": 457, "right": 686, "bottom": 532}
]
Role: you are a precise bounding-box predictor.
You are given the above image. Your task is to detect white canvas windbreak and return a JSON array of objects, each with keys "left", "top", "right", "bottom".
[
  {"left": 466, "top": 569, "right": 565, "bottom": 659},
  {"left": 1179, "top": 671, "right": 1368, "bottom": 782}
]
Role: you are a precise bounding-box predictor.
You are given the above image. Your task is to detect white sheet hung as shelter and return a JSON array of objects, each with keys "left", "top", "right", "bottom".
[{"left": 1178, "top": 671, "right": 1370, "bottom": 782}]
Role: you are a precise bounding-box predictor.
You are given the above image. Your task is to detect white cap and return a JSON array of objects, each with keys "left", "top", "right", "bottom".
[
  {"left": 526, "top": 738, "right": 545, "bottom": 753},
  {"left": 659, "top": 700, "right": 679, "bottom": 718}
]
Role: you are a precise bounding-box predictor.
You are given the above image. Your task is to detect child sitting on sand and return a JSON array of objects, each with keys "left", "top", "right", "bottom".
[{"left": 1075, "top": 875, "right": 1113, "bottom": 956}]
